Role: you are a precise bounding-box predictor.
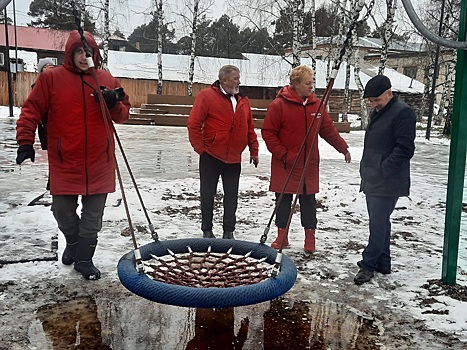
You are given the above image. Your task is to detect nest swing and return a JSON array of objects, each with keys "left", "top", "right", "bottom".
[{"left": 73, "top": 0, "right": 373, "bottom": 309}]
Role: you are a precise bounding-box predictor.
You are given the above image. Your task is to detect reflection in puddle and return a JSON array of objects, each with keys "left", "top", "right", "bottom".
[
  {"left": 36, "top": 295, "right": 379, "bottom": 349},
  {"left": 186, "top": 308, "right": 249, "bottom": 349},
  {"left": 264, "top": 299, "right": 380, "bottom": 349},
  {"left": 37, "top": 296, "right": 111, "bottom": 349}
]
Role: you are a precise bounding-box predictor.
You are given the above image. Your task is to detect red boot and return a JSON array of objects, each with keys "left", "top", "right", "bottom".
[
  {"left": 271, "top": 228, "right": 289, "bottom": 249},
  {"left": 304, "top": 228, "right": 316, "bottom": 253}
]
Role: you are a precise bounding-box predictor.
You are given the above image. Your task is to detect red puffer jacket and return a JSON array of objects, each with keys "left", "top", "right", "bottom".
[
  {"left": 187, "top": 83, "right": 259, "bottom": 164},
  {"left": 16, "top": 30, "right": 130, "bottom": 195},
  {"left": 262, "top": 86, "right": 348, "bottom": 194}
]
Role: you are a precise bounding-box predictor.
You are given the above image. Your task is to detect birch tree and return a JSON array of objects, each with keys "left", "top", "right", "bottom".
[
  {"left": 227, "top": 0, "right": 305, "bottom": 67},
  {"left": 348, "top": 0, "right": 368, "bottom": 128},
  {"left": 291, "top": 0, "right": 305, "bottom": 67},
  {"left": 308, "top": 0, "right": 316, "bottom": 72},
  {"left": 101, "top": 0, "right": 110, "bottom": 70},
  {"left": 173, "top": 0, "right": 213, "bottom": 95},
  {"left": 438, "top": 54, "right": 455, "bottom": 128},
  {"left": 156, "top": 0, "right": 163, "bottom": 94},
  {"left": 187, "top": 0, "right": 200, "bottom": 96},
  {"left": 378, "top": 0, "right": 397, "bottom": 74},
  {"left": 418, "top": 64, "right": 432, "bottom": 123},
  {"left": 340, "top": 0, "right": 351, "bottom": 122}
]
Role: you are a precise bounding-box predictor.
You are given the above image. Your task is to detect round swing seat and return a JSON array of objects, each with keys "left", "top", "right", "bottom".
[{"left": 117, "top": 238, "right": 297, "bottom": 308}]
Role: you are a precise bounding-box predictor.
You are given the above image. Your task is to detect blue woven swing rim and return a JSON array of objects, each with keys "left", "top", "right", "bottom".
[{"left": 117, "top": 238, "right": 297, "bottom": 308}]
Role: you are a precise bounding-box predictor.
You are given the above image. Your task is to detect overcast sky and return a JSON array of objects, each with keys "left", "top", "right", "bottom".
[
  {"left": 8, "top": 0, "right": 426, "bottom": 41},
  {"left": 9, "top": 0, "right": 228, "bottom": 38}
]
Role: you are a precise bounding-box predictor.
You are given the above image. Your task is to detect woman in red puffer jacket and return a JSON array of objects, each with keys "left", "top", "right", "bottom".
[
  {"left": 262, "top": 64, "right": 351, "bottom": 253},
  {"left": 16, "top": 30, "right": 130, "bottom": 280}
]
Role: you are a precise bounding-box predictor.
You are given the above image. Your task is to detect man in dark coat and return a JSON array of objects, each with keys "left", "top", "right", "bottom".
[{"left": 354, "top": 75, "right": 416, "bottom": 285}]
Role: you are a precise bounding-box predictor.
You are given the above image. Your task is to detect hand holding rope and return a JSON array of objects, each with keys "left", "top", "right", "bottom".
[
  {"left": 265, "top": 0, "right": 372, "bottom": 274},
  {"left": 70, "top": 0, "right": 159, "bottom": 273}
]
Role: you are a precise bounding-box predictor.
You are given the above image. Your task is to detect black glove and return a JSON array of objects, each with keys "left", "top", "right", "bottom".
[
  {"left": 95, "top": 87, "right": 125, "bottom": 109},
  {"left": 16, "top": 145, "right": 35, "bottom": 164}
]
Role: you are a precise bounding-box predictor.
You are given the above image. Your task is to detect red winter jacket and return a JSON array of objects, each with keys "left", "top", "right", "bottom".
[
  {"left": 187, "top": 82, "right": 259, "bottom": 164},
  {"left": 16, "top": 30, "right": 130, "bottom": 195},
  {"left": 262, "top": 86, "right": 348, "bottom": 194}
]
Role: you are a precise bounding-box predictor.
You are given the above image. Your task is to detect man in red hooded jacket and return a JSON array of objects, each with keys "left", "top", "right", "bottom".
[
  {"left": 16, "top": 30, "right": 131, "bottom": 280},
  {"left": 262, "top": 64, "right": 351, "bottom": 253},
  {"left": 187, "top": 65, "right": 259, "bottom": 239}
]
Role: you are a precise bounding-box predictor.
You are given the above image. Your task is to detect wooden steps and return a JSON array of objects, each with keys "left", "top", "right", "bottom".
[{"left": 127, "top": 94, "right": 351, "bottom": 132}]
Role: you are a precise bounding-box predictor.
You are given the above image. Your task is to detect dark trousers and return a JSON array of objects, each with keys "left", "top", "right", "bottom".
[
  {"left": 52, "top": 194, "right": 108, "bottom": 240},
  {"left": 199, "top": 153, "right": 241, "bottom": 233},
  {"left": 359, "top": 195, "right": 399, "bottom": 271},
  {"left": 275, "top": 193, "right": 317, "bottom": 229}
]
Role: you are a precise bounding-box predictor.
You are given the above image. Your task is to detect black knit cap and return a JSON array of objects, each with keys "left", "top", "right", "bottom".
[{"left": 363, "top": 75, "right": 392, "bottom": 98}]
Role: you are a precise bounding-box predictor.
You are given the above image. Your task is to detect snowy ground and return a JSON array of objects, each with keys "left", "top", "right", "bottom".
[{"left": 1, "top": 106, "right": 467, "bottom": 349}]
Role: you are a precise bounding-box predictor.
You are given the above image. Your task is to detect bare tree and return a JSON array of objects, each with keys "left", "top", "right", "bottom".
[
  {"left": 172, "top": 0, "right": 214, "bottom": 95},
  {"left": 291, "top": 0, "right": 305, "bottom": 67},
  {"left": 340, "top": 0, "right": 352, "bottom": 122},
  {"left": 187, "top": 0, "right": 200, "bottom": 96},
  {"left": 80, "top": 0, "right": 86, "bottom": 29},
  {"left": 308, "top": 0, "right": 317, "bottom": 71},
  {"left": 87, "top": 0, "right": 131, "bottom": 70},
  {"left": 437, "top": 53, "right": 455, "bottom": 126},
  {"left": 156, "top": 0, "right": 163, "bottom": 94},
  {"left": 346, "top": 0, "right": 369, "bottom": 129},
  {"left": 379, "top": 0, "right": 397, "bottom": 74},
  {"left": 101, "top": 0, "right": 110, "bottom": 70},
  {"left": 226, "top": 0, "right": 301, "bottom": 67}
]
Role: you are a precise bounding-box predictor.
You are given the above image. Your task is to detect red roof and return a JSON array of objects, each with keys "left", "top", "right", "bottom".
[{"left": 0, "top": 25, "right": 69, "bottom": 52}]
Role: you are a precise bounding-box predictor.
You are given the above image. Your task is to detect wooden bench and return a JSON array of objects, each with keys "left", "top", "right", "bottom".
[{"left": 128, "top": 94, "right": 351, "bottom": 132}]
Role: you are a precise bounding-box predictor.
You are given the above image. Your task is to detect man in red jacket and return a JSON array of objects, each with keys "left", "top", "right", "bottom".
[
  {"left": 16, "top": 30, "right": 131, "bottom": 280},
  {"left": 262, "top": 64, "right": 351, "bottom": 253},
  {"left": 187, "top": 65, "right": 259, "bottom": 239}
]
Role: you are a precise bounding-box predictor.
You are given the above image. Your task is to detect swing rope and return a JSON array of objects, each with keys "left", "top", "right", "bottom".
[
  {"left": 71, "top": 2, "right": 160, "bottom": 272},
  {"left": 69, "top": 3, "right": 296, "bottom": 308},
  {"left": 263, "top": 0, "right": 374, "bottom": 273},
  {"left": 69, "top": 3, "right": 283, "bottom": 286}
]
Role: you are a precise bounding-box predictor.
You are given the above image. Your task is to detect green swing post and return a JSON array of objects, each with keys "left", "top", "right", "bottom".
[{"left": 441, "top": 0, "right": 467, "bottom": 285}]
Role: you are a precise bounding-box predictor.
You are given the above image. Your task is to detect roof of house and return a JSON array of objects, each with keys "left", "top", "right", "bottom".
[
  {"left": 310, "top": 36, "right": 427, "bottom": 52},
  {"left": 3, "top": 26, "right": 424, "bottom": 94},
  {"left": 0, "top": 25, "right": 137, "bottom": 52},
  {"left": 107, "top": 51, "right": 425, "bottom": 93},
  {"left": 0, "top": 25, "right": 69, "bottom": 51}
]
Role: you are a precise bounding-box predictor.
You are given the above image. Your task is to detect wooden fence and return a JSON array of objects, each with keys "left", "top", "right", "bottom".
[
  {"left": 0, "top": 71, "right": 211, "bottom": 108},
  {"left": 0, "top": 71, "right": 422, "bottom": 115}
]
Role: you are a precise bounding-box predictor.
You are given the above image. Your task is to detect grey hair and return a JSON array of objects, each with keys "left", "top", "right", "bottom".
[{"left": 218, "top": 65, "right": 240, "bottom": 80}]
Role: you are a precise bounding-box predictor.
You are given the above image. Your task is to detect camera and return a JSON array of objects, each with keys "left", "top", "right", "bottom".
[
  {"left": 94, "top": 86, "right": 125, "bottom": 103},
  {"left": 94, "top": 86, "right": 125, "bottom": 109}
]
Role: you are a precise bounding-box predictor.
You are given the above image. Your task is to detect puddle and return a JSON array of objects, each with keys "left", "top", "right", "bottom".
[
  {"left": 37, "top": 297, "right": 111, "bottom": 349},
  {"left": 35, "top": 295, "right": 380, "bottom": 349}
]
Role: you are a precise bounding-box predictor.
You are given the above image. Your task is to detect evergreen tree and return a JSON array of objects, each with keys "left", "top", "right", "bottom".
[
  {"left": 239, "top": 27, "right": 272, "bottom": 54},
  {"left": 28, "top": 0, "right": 96, "bottom": 33},
  {"left": 127, "top": 14, "right": 176, "bottom": 53},
  {"left": 173, "top": 15, "right": 245, "bottom": 58},
  {"left": 208, "top": 15, "right": 243, "bottom": 58},
  {"left": 175, "top": 16, "right": 212, "bottom": 56}
]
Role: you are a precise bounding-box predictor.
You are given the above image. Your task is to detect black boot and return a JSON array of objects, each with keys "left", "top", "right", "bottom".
[
  {"left": 62, "top": 234, "right": 79, "bottom": 265},
  {"left": 74, "top": 237, "right": 101, "bottom": 280},
  {"left": 203, "top": 230, "right": 215, "bottom": 238},
  {"left": 222, "top": 231, "right": 234, "bottom": 239}
]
